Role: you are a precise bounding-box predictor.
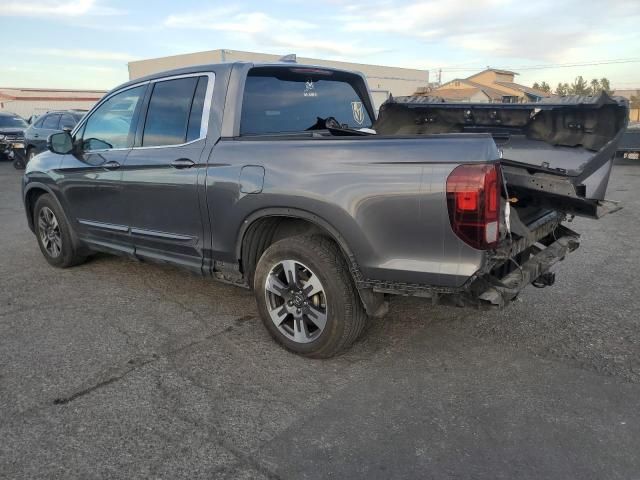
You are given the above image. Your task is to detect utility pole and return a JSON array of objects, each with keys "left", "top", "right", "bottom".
[{"left": 438, "top": 68, "right": 442, "bottom": 86}]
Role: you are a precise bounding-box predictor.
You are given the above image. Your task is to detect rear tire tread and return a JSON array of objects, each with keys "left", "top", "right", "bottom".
[{"left": 254, "top": 234, "right": 367, "bottom": 358}]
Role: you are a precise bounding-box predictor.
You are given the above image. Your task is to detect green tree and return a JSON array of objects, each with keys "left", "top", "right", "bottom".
[
  {"left": 569, "top": 76, "right": 590, "bottom": 95},
  {"left": 590, "top": 78, "right": 601, "bottom": 95},
  {"left": 555, "top": 82, "right": 569, "bottom": 95},
  {"left": 600, "top": 77, "right": 612, "bottom": 95},
  {"left": 533, "top": 81, "right": 551, "bottom": 93}
]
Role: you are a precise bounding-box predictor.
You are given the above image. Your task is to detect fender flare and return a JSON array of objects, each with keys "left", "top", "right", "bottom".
[
  {"left": 23, "top": 182, "right": 58, "bottom": 231},
  {"left": 235, "top": 207, "right": 362, "bottom": 278},
  {"left": 23, "top": 182, "right": 82, "bottom": 250},
  {"left": 235, "top": 208, "right": 387, "bottom": 317}
]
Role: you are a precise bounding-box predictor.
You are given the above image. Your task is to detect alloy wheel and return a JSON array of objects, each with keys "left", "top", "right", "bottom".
[
  {"left": 38, "top": 206, "right": 62, "bottom": 258},
  {"left": 264, "top": 260, "right": 328, "bottom": 344}
]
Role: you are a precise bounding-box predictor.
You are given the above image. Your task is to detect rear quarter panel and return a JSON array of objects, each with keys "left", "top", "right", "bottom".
[{"left": 206, "top": 134, "right": 499, "bottom": 288}]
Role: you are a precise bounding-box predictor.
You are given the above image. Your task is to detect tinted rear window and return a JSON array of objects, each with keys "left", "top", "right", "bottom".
[
  {"left": 240, "top": 68, "right": 373, "bottom": 135},
  {"left": 186, "top": 76, "right": 207, "bottom": 142}
]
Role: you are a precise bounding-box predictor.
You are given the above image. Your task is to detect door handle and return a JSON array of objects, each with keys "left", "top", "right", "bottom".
[
  {"left": 33, "top": 134, "right": 39, "bottom": 138},
  {"left": 171, "top": 158, "right": 195, "bottom": 169},
  {"left": 103, "top": 160, "right": 120, "bottom": 170}
]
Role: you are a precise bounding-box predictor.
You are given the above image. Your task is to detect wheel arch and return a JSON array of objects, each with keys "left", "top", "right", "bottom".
[
  {"left": 24, "top": 183, "right": 57, "bottom": 232},
  {"left": 236, "top": 208, "right": 358, "bottom": 275},
  {"left": 236, "top": 208, "right": 387, "bottom": 317}
]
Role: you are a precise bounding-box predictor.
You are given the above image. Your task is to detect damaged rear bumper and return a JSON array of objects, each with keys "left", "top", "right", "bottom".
[{"left": 474, "top": 225, "right": 580, "bottom": 307}]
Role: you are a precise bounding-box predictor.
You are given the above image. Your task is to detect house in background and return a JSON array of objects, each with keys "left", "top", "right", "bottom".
[{"left": 425, "top": 68, "right": 549, "bottom": 103}]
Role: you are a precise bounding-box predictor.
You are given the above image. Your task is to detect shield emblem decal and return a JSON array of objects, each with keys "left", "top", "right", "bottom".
[{"left": 351, "top": 101, "right": 365, "bottom": 125}]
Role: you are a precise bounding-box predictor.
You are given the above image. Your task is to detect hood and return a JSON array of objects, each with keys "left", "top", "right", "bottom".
[{"left": 0, "top": 128, "right": 25, "bottom": 136}]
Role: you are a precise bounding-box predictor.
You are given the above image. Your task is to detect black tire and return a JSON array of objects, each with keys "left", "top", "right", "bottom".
[
  {"left": 12, "top": 156, "right": 25, "bottom": 170},
  {"left": 33, "top": 193, "right": 86, "bottom": 268},
  {"left": 253, "top": 235, "right": 367, "bottom": 358}
]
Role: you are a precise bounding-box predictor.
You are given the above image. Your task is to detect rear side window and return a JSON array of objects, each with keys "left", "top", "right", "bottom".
[
  {"left": 240, "top": 68, "right": 373, "bottom": 135},
  {"left": 142, "top": 76, "right": 208, "bottom": 147},
  {"left": 60, "top": 114, "right": 78, "bottom": 130},
  {"left": 42, "top": 114, "right": 61, "bottom": 130},
  {"left": 186, "top": 77, "right": 207, "bottom": 142}
]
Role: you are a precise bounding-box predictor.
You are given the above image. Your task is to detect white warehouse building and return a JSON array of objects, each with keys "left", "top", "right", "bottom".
[{"left": 128, "top": 49, "right": 429, "bottom": 110}]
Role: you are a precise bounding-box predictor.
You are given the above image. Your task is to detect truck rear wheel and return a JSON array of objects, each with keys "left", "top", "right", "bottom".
[{"left": 253, "top": 235, "right": 367, "bottom": 358}]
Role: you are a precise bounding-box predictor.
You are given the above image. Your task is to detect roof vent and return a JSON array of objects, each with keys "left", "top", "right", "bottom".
[{"left": 279, "top": 54, "right": 297, "bottom": 63}]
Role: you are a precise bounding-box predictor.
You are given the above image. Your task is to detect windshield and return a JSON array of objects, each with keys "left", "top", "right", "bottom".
[
  {"left": 240, "top": 67, "right": 373, "bottom": 135},
  {"left": 0, "top": 115, "right": 28, "bottom": 128}
]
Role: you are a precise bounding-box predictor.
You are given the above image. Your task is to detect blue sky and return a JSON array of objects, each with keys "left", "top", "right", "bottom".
[{"left": 2, "top": 0, "right": 639, "bottom": 91}]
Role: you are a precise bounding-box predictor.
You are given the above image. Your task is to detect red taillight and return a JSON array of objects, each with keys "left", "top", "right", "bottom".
[{"left": 446, "top": 163, "right": 502, "bottom": 250}]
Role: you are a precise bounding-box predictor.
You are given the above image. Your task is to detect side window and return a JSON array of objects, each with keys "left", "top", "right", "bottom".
[
  {"left": 34, "top": 116, "right": 46, "bottom": 128},
  {"left": 60, "top": 114, "right": 77, "bottom": 130},
  {"left": 42, "top": 114, "right": 61, "bottom": 130},
  {"left": 142, "top": 76, "right": 206, "bottom": 147},
  {"left": 186, "top": 77, "right": 207, "bottom": 142},
  {"left": 82, "top": 85, "right": 145, "bottom": 151}
]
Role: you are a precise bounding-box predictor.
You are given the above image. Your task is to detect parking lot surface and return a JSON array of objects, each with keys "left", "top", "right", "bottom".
[{"left": 1, "top": 160, "right": 639, "bottom": 479}]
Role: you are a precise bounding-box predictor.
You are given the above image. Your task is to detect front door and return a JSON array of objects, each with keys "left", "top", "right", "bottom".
[
  {"left": 58, "top": 84, "right": 147, "bottom": 253},
  {"left": 121, "top": 74, "right": 212, "bottom": 271}
]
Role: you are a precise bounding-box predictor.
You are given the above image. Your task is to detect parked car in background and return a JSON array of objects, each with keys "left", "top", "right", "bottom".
[
  {"left": 617, "top": 122, "right": 640, "bottom": 160},
  {"left": 23, "top": 110, "right": 85, "bottom": 162},
  {"left": 0, "top": 112, "right": 27, "bottom": 161}
]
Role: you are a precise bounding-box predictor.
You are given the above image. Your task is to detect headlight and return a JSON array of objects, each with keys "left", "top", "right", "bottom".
[{"left": 0, "top": 135, "right": 6, "bottom": 141}]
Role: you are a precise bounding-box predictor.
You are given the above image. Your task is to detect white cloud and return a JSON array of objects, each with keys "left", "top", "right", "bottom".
[
  {"left": 336, "top": 0, "right": 640, "bottom": 63},
  {"left": 163, "top": 7, "right": 383, "bottom": 59},
  {"left": 0, "top": 0, "right": 121, "bottom": 17},
  {"left": 164, "top": 8, "right": 316, "bottom": 33}
]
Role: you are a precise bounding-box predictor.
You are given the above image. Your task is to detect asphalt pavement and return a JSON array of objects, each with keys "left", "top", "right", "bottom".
[{"left": 0, "top": 159, "right": 638, "bottom": 479}]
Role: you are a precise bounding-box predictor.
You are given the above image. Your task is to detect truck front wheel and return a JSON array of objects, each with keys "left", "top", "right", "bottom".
[{"left": 253, "top": 235, "right": 367, "bottom": 358}]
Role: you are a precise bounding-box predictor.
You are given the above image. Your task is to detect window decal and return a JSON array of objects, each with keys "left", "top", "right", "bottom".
[{"left": 351, "top": 101, "right": 365, "bottom": 125}]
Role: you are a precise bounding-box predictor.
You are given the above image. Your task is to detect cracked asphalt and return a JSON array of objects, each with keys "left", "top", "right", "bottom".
[{"left": 1, "top": 160, "right": 639, "bottom": 479}]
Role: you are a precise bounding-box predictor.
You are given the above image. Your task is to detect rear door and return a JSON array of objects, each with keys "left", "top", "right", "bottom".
[{"left": 121, "top": 73, "right": 213, "bottom": 271}]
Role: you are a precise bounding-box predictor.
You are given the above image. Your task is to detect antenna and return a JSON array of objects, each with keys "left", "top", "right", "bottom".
[{"left": 279, "top": 54, "right": 297, "bottom": 63}]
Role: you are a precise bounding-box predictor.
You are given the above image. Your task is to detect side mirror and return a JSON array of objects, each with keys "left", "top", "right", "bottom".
[{"left": 47, "top": 131, "right": 73, "bottom": 154}]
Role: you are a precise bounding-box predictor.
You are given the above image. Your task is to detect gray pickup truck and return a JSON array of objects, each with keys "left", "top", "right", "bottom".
[{"left": 23, "top": 62, "right": 628, "bottom": 357}]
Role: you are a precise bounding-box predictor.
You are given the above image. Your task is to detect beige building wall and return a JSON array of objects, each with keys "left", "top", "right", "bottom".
[
  {"left": 0, "top": 88, "right": 106, "bottom": 118},
  {"left": 469, "top": 70, "right": 514, "bottom": 85},
  {"left": 0, "top": 100, "right": 99, "bottom": 118},
  {"left": 128, "top": 49, "right": 429, "bottom": 110},
  {"left": 439, "top": 80, "right": 472, "bottom": 90}
]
